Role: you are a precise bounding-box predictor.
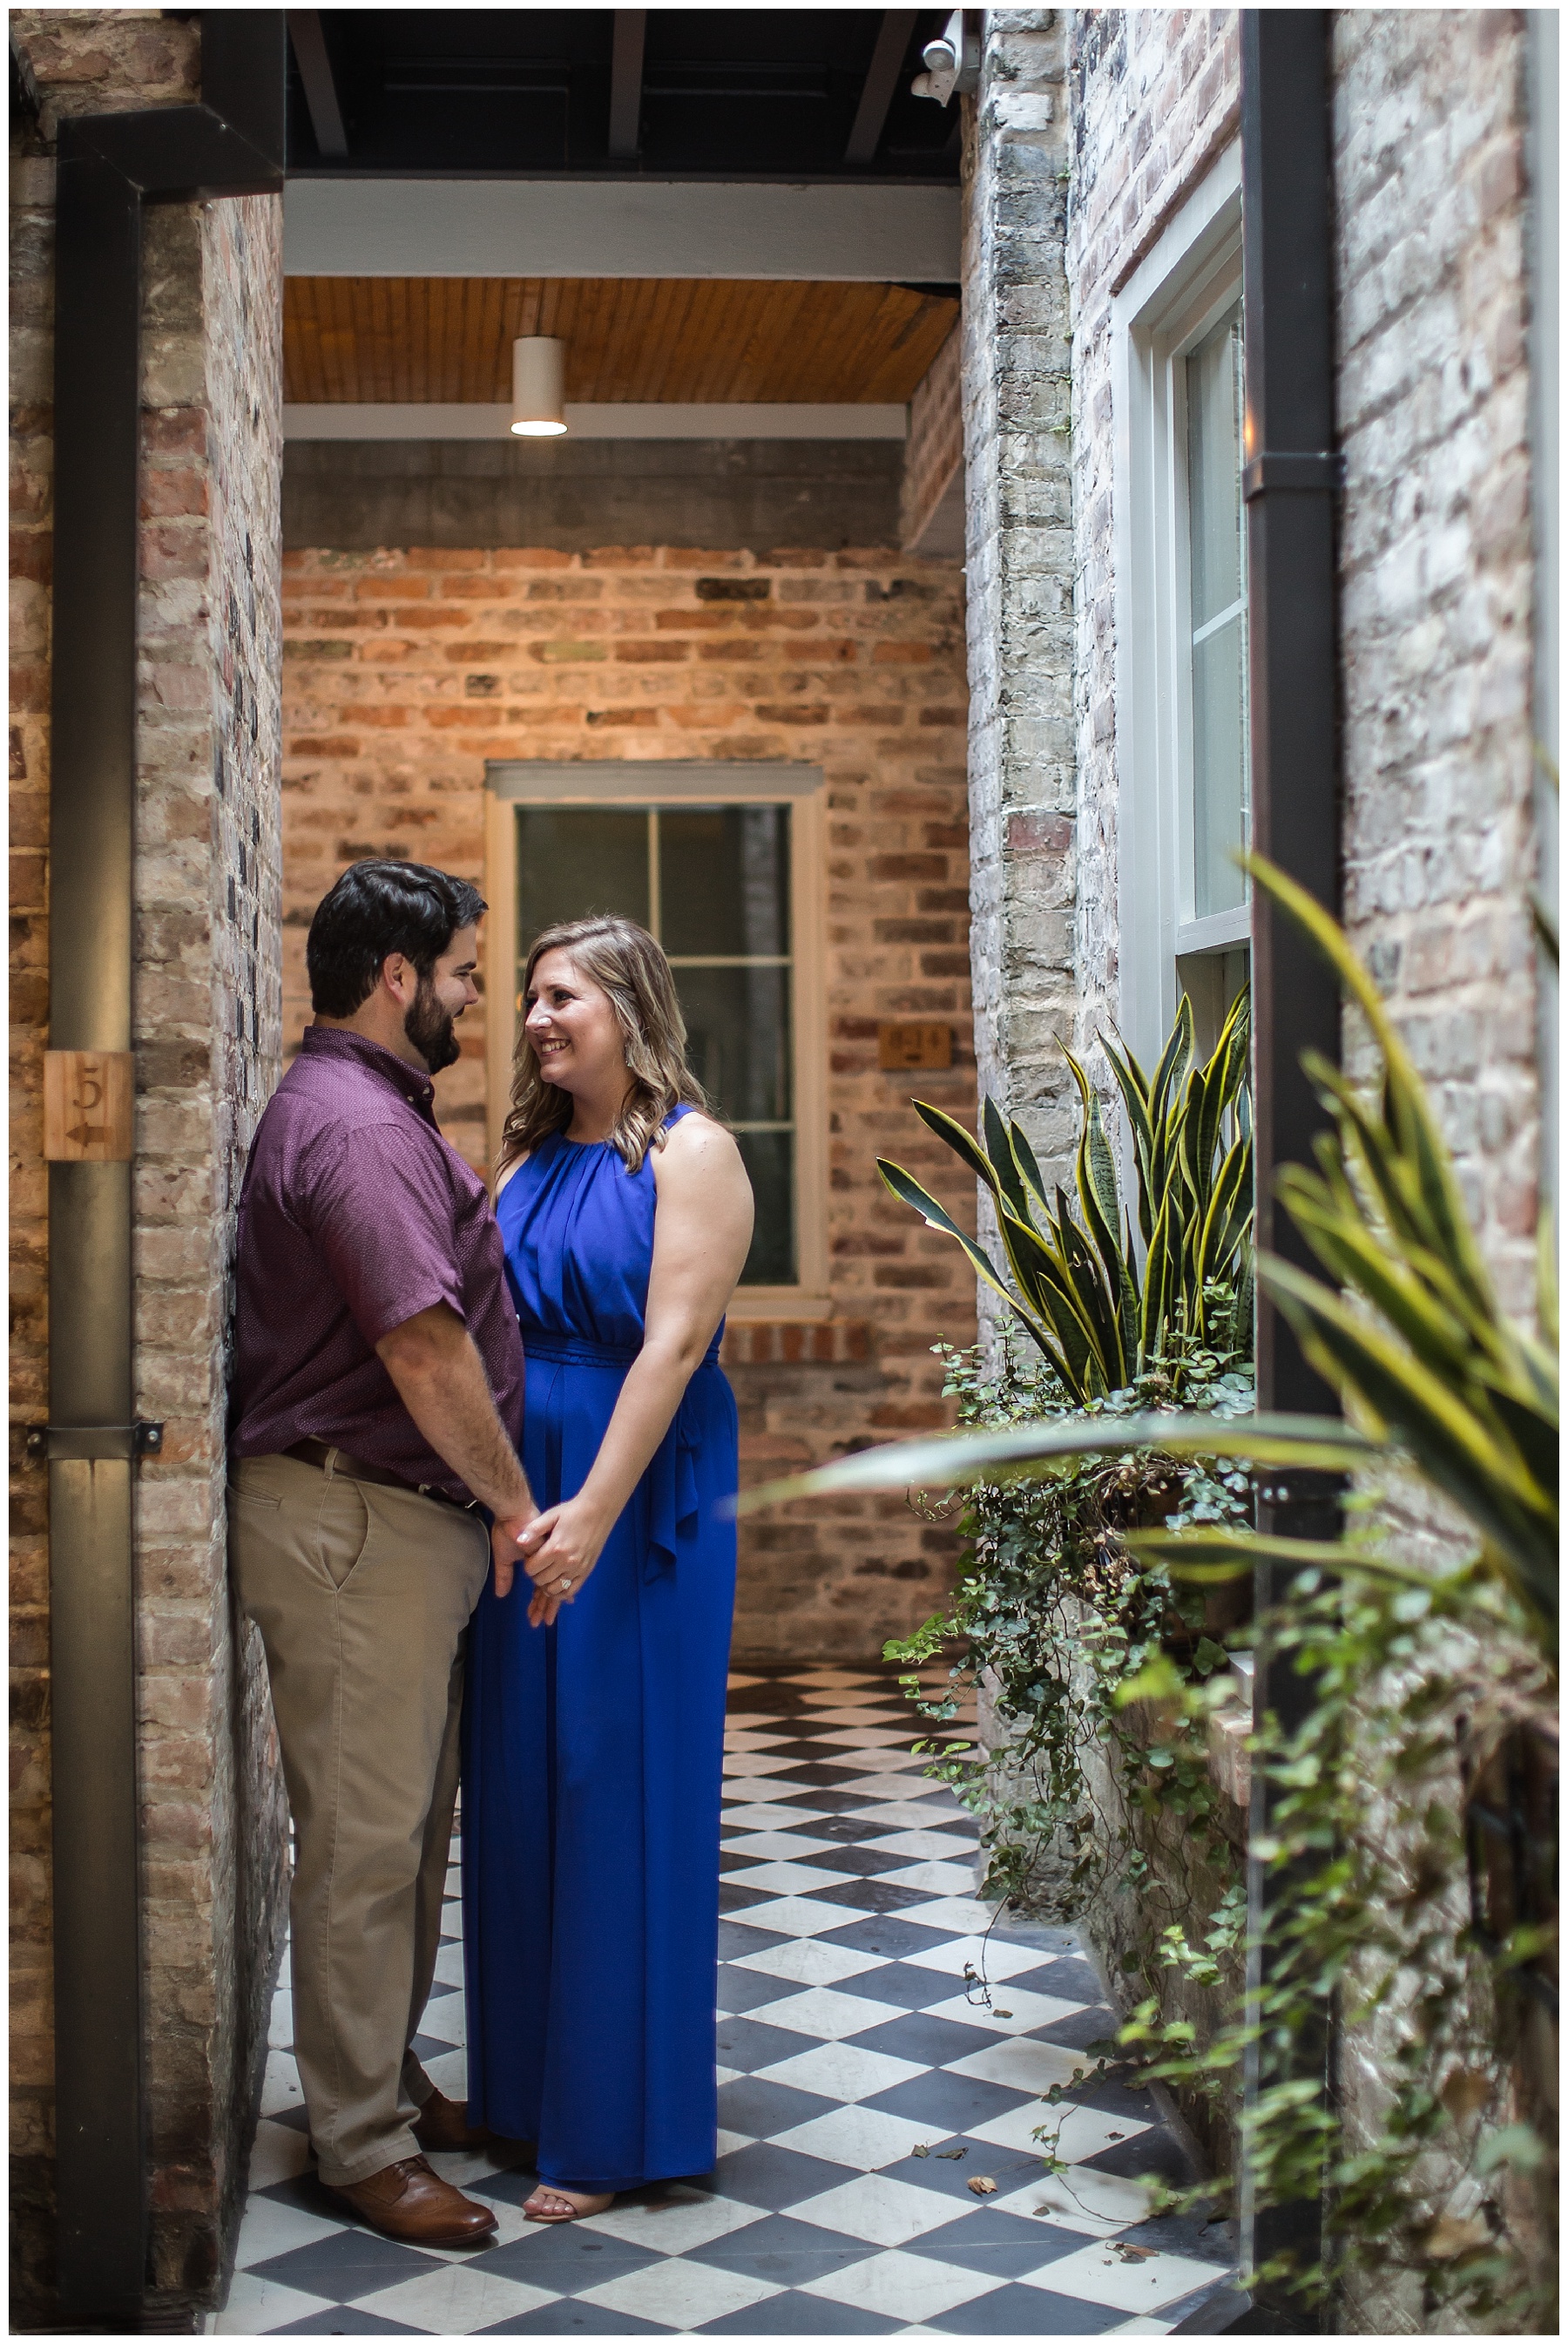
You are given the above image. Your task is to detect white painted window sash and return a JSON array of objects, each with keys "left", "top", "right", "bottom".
[
  {"left": 1112, "top": 143, "right": 1247, "bottom": 1074},
  {"left": 1192, "top": 596, "right": 1246, "bottom": 650}
]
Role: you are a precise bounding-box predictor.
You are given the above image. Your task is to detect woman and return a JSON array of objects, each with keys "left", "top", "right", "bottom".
[{"left": 462, "top": 916, "right": 754, "bottom": 2222}]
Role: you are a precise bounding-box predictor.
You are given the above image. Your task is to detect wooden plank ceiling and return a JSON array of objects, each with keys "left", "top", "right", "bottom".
[{"left": 283, "top": 278, "right": 960, "bottom": 404}]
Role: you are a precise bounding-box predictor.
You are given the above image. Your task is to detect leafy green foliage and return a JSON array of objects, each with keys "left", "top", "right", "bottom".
[
  {"left": 885, "top": 1344, "right": 1554, "bottom": 2327},
  {"left": 1080, "top": 858, "right": 1557, "bottom": 1659},
  {"left": 1243, "top": 855, "right": 1557, "bottom": 1651},
  {"left": 1119, "top": 1563, "right": 1554, "bottom": 2328},
  {"left": 746, "top": 853, "right": 1557, "bottom": 2326},
  {"left": 734, "top": 1406, "right": 1375, "bottom": 1515},
  {"left": 876, "top": 992, "right": 1253, "bottom": 1403},
  {"left": 750, "top": 862, "right": 1558, "bottom": 1662},
  {"left": 881, "top": 1335, "right": 1255, "bottom": 1921}
]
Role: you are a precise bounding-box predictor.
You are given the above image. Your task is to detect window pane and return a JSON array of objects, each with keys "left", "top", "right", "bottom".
[
  {"left": 734, "top": 1131, "right": 796, "bottom": 1285},
  {"left": 512, "top": 800, "right": 800, "bottom": 1288},
  {"left": 1193, "top": 620, "right": 1247, "bottom": 917},
  {"left": 1186, "top": 301, "right": 1249, "bottom": 919},
  {"left": 678, "top": 962, "right": 794, "bottom": 1287},
  {"left": 659, "top": 805, "right": 791, "bottom": 958},
  {"left": 1186, "top": 305, "right": 1244, "bottom": 629},
  {"left": 516, "top": 807, "right": 649, "bottom": 959},
  {"left": 675, "top": 965, "right": 791, "bottom": 1124}
]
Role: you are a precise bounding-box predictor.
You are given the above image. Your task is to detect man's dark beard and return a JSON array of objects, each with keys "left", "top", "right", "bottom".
[{"left": 404, "top": 976, "right": 461, "bottom": 1074}]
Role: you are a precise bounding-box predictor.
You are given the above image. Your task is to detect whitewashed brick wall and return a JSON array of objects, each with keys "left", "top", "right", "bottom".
[
  {"left": 978, "top": 0, "right": 1544, "bottom": 2238},
  {"left": 1044, "top": 2, "right": 1247, "bottom": 2190},
  {"left": 1066, "top": 10, "right": 1241, "bottom": 1050},
  {"left": 1059, "top": 4, "right": 1543, "bottom": 1313},
  {"left": 1332, "top": 9, "right": 1543, "bottom": 1325},
  {"left": 960, "top": 13, "right": 1077, "bottom": 1349},
  {"left": 1329, "top": 16, "right": 1544, "bottom": 2328}
]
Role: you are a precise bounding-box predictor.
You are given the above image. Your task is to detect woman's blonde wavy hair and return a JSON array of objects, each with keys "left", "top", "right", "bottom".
[{"left": 497, "top": 915, "right": 709, "bottom": 1176}]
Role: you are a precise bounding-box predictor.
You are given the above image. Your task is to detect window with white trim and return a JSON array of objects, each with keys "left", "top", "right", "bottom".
[
  {"left": 483, "top": 762, "right": 827, "bottom": 1305},
  {"left": 1112, "top": 146, "right": 1251, "bottom": 1066},
  {"left": 1186, "top": 298, "right": 1249, "bottom": 928}
]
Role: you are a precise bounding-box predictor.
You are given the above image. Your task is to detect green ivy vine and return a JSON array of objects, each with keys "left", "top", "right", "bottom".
[
  {"left": 890, "top": 1332, "right": 1254, "bottom": 1914},
  {"left": 887, "top": 1340, "right": 1556, "bottom": 2331}
]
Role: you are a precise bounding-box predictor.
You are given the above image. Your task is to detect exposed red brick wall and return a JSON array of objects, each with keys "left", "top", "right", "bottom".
[
  {"left": 10, "top": 12, "right": 288, "bottom": 2318},
  {"left": 134, "top": 193, "right": 290, "bottom": 2312},
  {"left": 280, "top": 540, "right": 979, "bottom": 1656}
]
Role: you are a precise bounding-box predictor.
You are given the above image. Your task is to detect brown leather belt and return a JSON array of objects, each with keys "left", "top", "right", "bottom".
[{"left": 283, "top": 1437, "right": 480, "bottom": 1514}]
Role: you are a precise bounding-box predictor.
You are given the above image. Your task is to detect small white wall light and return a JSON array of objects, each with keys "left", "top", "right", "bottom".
[
  {"left": 911, "top": 10, "right": 980, "bottom": 102},
  {"left": 510, "top": 336, "right": 568, "bottom": 437}
]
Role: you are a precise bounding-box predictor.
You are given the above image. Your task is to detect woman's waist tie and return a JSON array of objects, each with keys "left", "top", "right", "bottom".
[{"left": 521, "top": 1327, "right": 722, "bottom": 1575}]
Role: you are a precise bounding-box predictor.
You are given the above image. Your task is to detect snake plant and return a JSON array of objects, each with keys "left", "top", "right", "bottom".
[
  {"left": 876, "top": 989, "right": 1254, "bottom": 1404},
  {"left": 746, "top": 857, "right": 1558, "bottom": 1658},
  {"left": 1148, "top": 855, "right": 1557, "bottom": 1651}
]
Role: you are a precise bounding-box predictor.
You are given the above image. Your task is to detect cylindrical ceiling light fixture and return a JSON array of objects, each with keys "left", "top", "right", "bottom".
[{"left": 510, "top": 335, "right": 568, "bottom": 436}]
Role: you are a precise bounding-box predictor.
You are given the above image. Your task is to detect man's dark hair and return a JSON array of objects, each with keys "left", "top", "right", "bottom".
[{"left": 307, "top": 860, "right": 487, "bottom": 1018}]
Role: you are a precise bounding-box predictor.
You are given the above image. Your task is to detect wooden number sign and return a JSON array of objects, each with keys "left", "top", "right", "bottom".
[
  {"left": 877, "top": 1021, "right": 954, "bottom": 1073},
  {"left": 44, "top": 1050, "right": 134, "bottom": 1162}
]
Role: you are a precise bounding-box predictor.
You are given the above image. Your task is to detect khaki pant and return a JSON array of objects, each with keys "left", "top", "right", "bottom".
[{"left": 229, "top": 1450, "right": 491, "bottom": 2185}]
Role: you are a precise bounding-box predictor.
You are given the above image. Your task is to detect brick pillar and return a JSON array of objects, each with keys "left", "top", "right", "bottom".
[
  {"left": 9, "top": 14, "right": 289, "bottom": 2318},
  {"left": 960, "top": 11, "right": 1078, "bottom": 1338},
  {"left": 136, "top": 189, "right": 290, "bottom": 2311}
]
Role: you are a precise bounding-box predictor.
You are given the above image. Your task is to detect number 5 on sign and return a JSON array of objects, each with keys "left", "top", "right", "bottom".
[{"left": 44, "top": 1051, "right": 134, "bottom": 1162}]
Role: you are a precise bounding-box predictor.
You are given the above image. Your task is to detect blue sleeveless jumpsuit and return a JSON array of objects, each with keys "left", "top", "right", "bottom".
[{"left": 462, "top": 1108, "right": 739, "bottom": 2191}]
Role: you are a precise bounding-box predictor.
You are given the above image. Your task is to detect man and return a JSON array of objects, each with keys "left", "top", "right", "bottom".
[{"left": 229, "top": 859, "right": 534, "bottom": 2248}]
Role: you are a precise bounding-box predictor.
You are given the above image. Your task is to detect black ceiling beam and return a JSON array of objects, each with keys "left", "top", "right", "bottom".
[
  {"left": 287, "top": 9, "right": 963, "bottom": 179},
  {"left": 607, "top": 10, "right": 645, "bottom": 158},
  {"left": 287, "top": 8, "right": 348, "bottom": 158},
  {"left": 844, "top": 9, "right": 918, "bottom": 165},
  {"left": 58, "top": 105, "right": 283, "bottom": 199}
]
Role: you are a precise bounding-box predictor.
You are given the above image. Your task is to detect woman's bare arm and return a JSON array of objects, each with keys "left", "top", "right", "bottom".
[{"left": 517, "top": 1113, "right": 754, "bottom": 1622}]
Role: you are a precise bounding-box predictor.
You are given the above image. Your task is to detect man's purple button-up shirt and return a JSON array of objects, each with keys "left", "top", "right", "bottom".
[{"left": 230, "top": 1026, "right": 524, "bottom": 1502}]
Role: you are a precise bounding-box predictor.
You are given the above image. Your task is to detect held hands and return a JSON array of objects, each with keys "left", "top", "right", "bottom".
[
  {"left": 518, "top": 1496, "right": 610, "bottom": 1629},
  {"left": 490, "top": 1509, "right": 539, "bottom": 1602}
]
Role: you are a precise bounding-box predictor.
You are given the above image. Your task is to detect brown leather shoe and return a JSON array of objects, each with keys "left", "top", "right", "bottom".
[
  {"left": 324, "top": 2154, "right": 497, "bottom": 2247},
  {"left": 413, "top": 2086, "right": 494, "bottom": 2154}
]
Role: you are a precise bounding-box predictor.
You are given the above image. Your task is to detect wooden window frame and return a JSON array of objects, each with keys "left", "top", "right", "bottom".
[{"left": 483, "top": 760, "right": 829, "bottom": 1317}]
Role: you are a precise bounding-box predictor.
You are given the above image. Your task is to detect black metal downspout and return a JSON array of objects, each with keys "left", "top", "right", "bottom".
[
  {"left": 44, "top": 18, "right": 285, "bottom": 2326},
  {"left": 1237, "top": 10, "right": 1342, "bottom": 2328}
]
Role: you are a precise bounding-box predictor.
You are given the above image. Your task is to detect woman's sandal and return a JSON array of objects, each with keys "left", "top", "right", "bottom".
[{"left": 523, "top": 2184, "right": 615, "bottom": 2223}]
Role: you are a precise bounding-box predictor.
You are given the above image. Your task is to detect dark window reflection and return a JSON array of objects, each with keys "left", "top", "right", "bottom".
[
  {"left": 660, "top": 806, "right": 790, "bottom": 959},
  {"left": 514, "top": 799, "right": 798, "bottom": 1286},
  {"left": 675, "top": 965, "right": 791, "bottom": 1125},
  {"left": 733, "top": 1133, "right": 796, "bottom": 1285},
  {"left": 517, "top": 806, "right": 649, "bottom": 952}
]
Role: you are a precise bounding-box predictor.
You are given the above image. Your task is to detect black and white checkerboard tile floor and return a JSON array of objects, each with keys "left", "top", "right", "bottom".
[{"left": 213, "top": 1665, "right": 1233, "bottom": 2335}]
